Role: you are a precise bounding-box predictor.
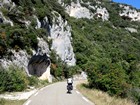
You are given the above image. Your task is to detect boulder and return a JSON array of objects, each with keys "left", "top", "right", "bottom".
[{"left": 28, "top": 53, "right": 52, "bottom": 82}]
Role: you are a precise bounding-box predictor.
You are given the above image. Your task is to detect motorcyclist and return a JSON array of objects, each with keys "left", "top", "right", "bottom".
[{"left": 67, "top": 77, "right": 73, "bottom": 93}]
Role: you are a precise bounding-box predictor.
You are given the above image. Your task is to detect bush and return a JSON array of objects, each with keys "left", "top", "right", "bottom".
[
  {"left": 28, "top": 76, "right": 39, "bottom": 86},
  {"left": 0, "top": 7, "right": 9, "bottom": 16},
  {"left": 87, "top": 58, "right": 131, "bottom": 97},
  {"left": 0, "top": 65, "right": 29, "bottom": 93},
  {"left": 0, "top": 98, "right": 5, "bottom": 105},
  {"left": 0, "top": 66, "right": 6, "bottom": 93},
  {"left": 39, "top": 79, "right": 48, "bottom": 86},
  {"left": 127, "top": 88, "right": 140, "bottom": 104},
  {"left": 51, "top": 64, "right": 64, "bottom": 79},
  {"left": 67, "top": 66, "right": 81, "bottom": 77}
]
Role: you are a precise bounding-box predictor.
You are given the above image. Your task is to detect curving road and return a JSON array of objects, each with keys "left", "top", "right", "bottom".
[{"left": 23, "top": 81, "right": 94, "bottom": 105}]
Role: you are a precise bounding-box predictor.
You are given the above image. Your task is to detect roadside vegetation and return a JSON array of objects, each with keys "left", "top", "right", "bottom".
[
  {"left": 0, "top": 65, "right": 49, "bottom": 105},
  {"left": 77, "top": 83, "right": 136, "bottom": 105},
  {"left": 0, "top": 98, "right": 25, "bottom": 105},
  {"left": 0, "top": 65, "right": 49, "bottom": 93},
  {"left": 70, "top": 17, "right": 140, "bottom": 104}
]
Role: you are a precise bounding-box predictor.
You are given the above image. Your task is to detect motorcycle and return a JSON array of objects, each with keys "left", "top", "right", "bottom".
[{"left": 67, "top": 84, "right": 73, "bottom": 94}]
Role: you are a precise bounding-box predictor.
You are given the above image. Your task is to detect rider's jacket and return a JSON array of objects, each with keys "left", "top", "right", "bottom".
[{"left": 67, "top": 78, "right": 73, "bottom": 84}]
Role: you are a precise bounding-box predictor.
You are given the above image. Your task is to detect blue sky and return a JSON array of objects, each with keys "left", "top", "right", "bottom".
[{"left": 113, "top": 0, "right": 140, "bottom": 9}]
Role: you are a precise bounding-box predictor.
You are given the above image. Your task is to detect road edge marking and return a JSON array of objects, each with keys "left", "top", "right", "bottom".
[
  {"left": 82, "top": 96, "right": 90, "bottom": 102},
  {"left": 76, "top": 91, "right": 80, "bottom": 94},
  {"left": 23, "top": 100, "right": 31, "bottom": 105},
  {"left": 76, "top": 90, "right": 94, "bottom": 105},
  {"left": 34, "top": 92, "right": 39, "bottom": 96}
]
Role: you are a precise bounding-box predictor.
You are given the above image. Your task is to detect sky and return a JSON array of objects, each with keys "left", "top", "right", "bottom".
[{"left": 113, "top": 0, "right": 140, "bottom": 9}]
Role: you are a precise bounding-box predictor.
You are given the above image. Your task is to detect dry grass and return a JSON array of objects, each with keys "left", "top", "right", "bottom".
[
  {"left": 77, "top": 83, "right": 136, "bottom": 105},
  {"left": 0, "top": 98, "right": 26, "bottom": 105}
]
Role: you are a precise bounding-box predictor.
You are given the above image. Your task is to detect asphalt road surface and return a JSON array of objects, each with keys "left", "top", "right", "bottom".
[{"left": 24, "top": 81, "right": 94, "bottom": 105}]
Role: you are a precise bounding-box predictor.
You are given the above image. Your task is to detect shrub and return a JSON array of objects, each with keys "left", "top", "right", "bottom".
[
  {"left": 39, "top": 79, "right": 49, "bottom": 86},
  {"left": 127, "top": 88, "right": 140, "bottom": 104},
  {"left": 0, "top": 98, "right": 5, "bottom": 105},
  {"left": 0, "top": 65, "right": 29, "bottom": 92},
  {"left": 36, "top": 7, "right": 47, "bottom": 19},
  {"left": 87, "top": 58, "right": 131, "bottom": 97},
  {"left": 67, "top": 66, "right": 81, "bottom": 77},
  {"left": 0, "top": 7, "right": 9, "bottom": 16},
  {"left": 28, "top": 76, "right": 39, "bottom": 86},
  {"left": 50, "top": 50, "right": 65, "bottom": 78},
  {"left": 0, "top": 66, "right": 7, "bottom": 93}
]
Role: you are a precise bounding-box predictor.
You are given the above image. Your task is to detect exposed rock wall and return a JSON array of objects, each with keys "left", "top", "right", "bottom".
[
  {"left": 0, "top": 37, "right": 52, "bottom": 82},
  {"left": 62, "top": 0, "right": 109, "bottom": 21},
  {"left": 0, "top": 50, "right": 29, "bottom": 73},
  {"left": 65, "top": 2, "right": 93, "bottom": 19},
  {"left": 37, "top": 37, "right": 50, "bottom": 55},
  {"left": 49, "top": 12, "right": 76, "bottom": 66},
  {"left": 28, "top": 53, "right": 52, "bottom": 82},
  {"left": 0, "top": 0, "right": 14, "bottom": 26},
  {"left": 0, "top": 11, "right": 13, "bottom": 26},
  {"left": 38, "top": 12, "right": 76, "bottom": 66},
  {"left": 119, "top": 5, "right": 140, "bottom": 21}
]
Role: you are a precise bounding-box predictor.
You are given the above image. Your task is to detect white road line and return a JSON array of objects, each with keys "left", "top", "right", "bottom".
[
  {"left": 44, "top": 85, "right": 50, "bottom": 88},
  {"left": 40, "top": 87, "right": 44, "bottom": 91},
  {"left": 82, "top": 96, "right": 90, "bottom": 103},
  {"left": 40, "top": 88, "right": 44, "bottom": 91},
  {"left": 76, "top": 90, "right": 92, "bottom": 104},
  {"left": 24, "top": 100, "right": 31, "bottom": 105},
  {"left": 34, "top": 92, "right": 38, "bottom": 96},
  {"left": 40, "top": 85, "right": 50, "bottom": 91},
  {"left": 76, "top": 91, "right": 80, "bottom": 94}
]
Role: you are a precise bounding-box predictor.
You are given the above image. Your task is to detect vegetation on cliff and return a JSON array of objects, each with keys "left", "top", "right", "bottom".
[{"left": 0, "top": 0, "right": 140, "bottom": 103}]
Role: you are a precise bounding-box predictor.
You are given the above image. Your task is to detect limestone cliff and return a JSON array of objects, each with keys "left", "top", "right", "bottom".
[{"left": 0, "top": 0, "right": 140, "bottom": 82}]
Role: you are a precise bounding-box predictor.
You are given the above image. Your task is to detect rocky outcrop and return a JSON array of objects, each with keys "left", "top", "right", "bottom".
[
  {"left": 49, "top": 12, "right": 76, "bottom": 66},
  {"left": 0, "top": 50, "right": 29, "bottom": 73},
  {"left": 65, "top": 2, "right": 93, "bottom": 19},
  {"left": 28, "top": 53, "right": 52, "bottom": 82},
  {"left": 0, "top": 11, "right": 13, "bottom": 26},
  {"left": 37, "top": 12, "right": 76, "bottom": 66},
  {"left": 125, "top": 27, "right": 138, "bottom": 33},
  {"left": 94, "top": 6, "right": 109, "bottom": 21},
  {"left": 37, "top": 37, "right": 50, "bottom": 55},
  {"left": 0, "top": 38, "right": 52, "bottom": 82},
  {"left": 0, "top": 0, "right": 14, "bottom": 26},
  {"left": 61, "top": 0, "right": 109, "bottom": 21},
  {"left": 119, "top": 5, "right": 140, "bottom": 21}
]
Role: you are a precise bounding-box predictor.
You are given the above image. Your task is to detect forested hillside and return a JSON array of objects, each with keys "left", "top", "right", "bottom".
[{"left": 0, "top": 0, "right": 140, "bottom": 104}]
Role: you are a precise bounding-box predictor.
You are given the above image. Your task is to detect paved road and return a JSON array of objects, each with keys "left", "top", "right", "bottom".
[{"left": 24, "top": 81, "right": 94, "bottom": 105}]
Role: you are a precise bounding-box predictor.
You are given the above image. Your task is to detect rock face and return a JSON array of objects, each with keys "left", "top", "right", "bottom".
[
  {"left": 27, "top": 37, "right": 51, "bottom": 82},
  {"left": 0, "top": 36, "right": 52, "bottom": 82},
  {"left": 125, "top": 27, "right": 138, "bottom": 33},
  {"left": 119, "top": 5, "right": 140, "bottom": 21},
  {"left": 28, "top": 53, "right": 52, "bottom": 82},
  {"left": 0, "top": 11, "right": 13, "bottom": 26},
  {"left": 34, "top": 13, "right": 76, "bottom": 66},
  {"left": 0, "top": 0, "right": 14, "bottom": 26},
  {"left": 49, "top": 12, "right": 76, "bottom": 66},
  {"left": 0, "top": 50, "right": 29, "bottom": 73},
  {"left": 37, "top": 12, "right": 76, "bottom": 66},
  {"left": 62, "top": 0, "right": 109, "bottom": 21},
  {"left": 37, "top": 37, "right": 50, "bottom": 55},
  {"left": 65, "top": 2, "right": 93, "bottom": 19}
]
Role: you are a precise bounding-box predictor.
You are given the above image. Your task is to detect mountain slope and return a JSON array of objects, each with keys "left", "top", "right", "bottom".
[{"left": 0, "top": 0, "right": 140, "bottom": 103}]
